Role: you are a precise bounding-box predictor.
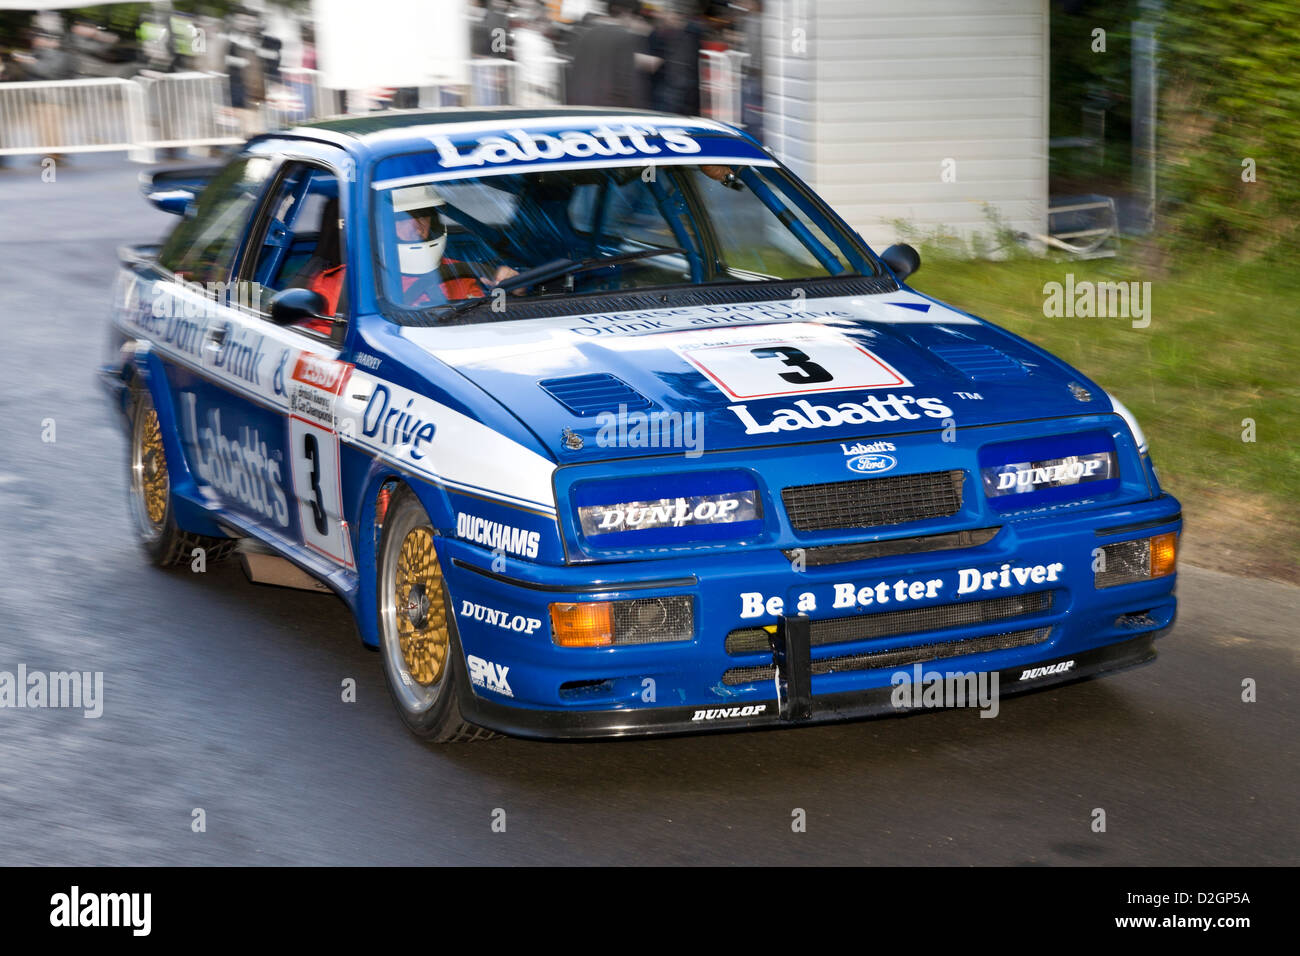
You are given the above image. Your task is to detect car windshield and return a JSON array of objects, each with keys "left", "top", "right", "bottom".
[{"left": 371, "top": 161, "right": 876, "bottom": 316}]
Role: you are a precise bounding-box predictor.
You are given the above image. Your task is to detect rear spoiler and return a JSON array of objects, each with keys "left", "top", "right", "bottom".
[{"left": 138, "top": 164, "right": 224, "bottom": 215}]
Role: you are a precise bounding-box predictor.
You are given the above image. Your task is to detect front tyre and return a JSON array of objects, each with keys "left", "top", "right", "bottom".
[
  {"left": 127, "top": 388, "right": 234, "bottom": 568},
  {"left": 376, "top": 485, "right": 494, "bottom": 743}
]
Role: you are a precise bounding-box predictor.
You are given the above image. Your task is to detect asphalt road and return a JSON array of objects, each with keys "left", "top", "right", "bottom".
[{"left": 0, "top": 155, "right": 1295, "bottom": 866}]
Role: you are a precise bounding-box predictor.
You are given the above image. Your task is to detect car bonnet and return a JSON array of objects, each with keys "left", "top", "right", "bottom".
[{"left": 397, "top": 288, "right": 1111, "bottom": 460}]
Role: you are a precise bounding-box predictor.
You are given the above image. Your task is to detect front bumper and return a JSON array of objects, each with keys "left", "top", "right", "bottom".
[{"left": 439, "top": 490, "right": 1182, "bottom": 739}]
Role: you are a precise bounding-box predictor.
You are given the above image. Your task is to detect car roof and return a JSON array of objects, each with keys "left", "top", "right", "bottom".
[
  {"left": 300, "top": 106, "right": 696, "bottom": 138},
  {"left": 273, "top": 107, "right": 755, "bottom": 161}
]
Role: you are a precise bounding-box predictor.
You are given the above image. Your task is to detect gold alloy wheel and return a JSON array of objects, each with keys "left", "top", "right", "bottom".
[
  {"left": 393, "top": 527, "right": 449, "bottom": 686},
  {"left": 137, "top": 404, "right": 169, "bottom": 530}
]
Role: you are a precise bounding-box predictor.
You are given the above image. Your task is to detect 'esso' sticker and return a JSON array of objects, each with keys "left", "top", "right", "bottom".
[{"left": 292, "top": 352, "right": 349, "bottom": 392}]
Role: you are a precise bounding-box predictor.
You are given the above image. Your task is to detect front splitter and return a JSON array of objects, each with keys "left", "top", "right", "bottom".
[{"left": 456, "top": 629, "right": 1168, "bottom": 741}]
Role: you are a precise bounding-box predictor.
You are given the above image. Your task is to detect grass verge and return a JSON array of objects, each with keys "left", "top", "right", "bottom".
[{"left": 910, "top": 249, "right": 1300, "bottom": 584}]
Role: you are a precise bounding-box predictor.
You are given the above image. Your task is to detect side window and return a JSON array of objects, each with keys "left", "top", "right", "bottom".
[
  {"left": 157, "top": 156, "right": 273, "bottom": 286},
  {"left": 246, "top": 164, "right": 347, "bottom": 320}
]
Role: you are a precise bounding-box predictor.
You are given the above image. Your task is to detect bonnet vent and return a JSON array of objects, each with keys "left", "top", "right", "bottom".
[
  {"left": 932, "top": 344, "right": 1028, "bottom": 381},
  {"left": 539, "top": 373, "right": 654, "bottom": 417}
]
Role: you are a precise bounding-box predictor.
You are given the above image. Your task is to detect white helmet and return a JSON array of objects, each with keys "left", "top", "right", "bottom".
[{"left": 391, "top": 184, "right": 446, "bottom": 275}]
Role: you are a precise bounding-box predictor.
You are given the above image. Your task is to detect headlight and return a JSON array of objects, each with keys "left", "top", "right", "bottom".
[
  {"left": 573, "top": 471, "right": 763, "bottom": 545},
  {"left": 550, "top": 596, "right": 694, "bottom": 646},
  {"left": 1107, "top": 393, "right": 1148, "bottom": 453},
  {"left": 1095, "top": 532, "right": 1177, "bottom": 587},
  {"left": 979, "top": 431, "right": 1119, "bottom": 510}
]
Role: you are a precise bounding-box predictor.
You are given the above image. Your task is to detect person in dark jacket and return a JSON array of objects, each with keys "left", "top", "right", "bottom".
[
  {"left": 566, "top": 0, "right": 652, "bottom": 109},
  {"left": 648, "top": 0, "right": 702, "bottom": 115},
  {"left": 11, "top": 31, "right": 72, "bottom": 160},
  {"left": 15, "top": 30, "right": 71, "bottom": 81}
]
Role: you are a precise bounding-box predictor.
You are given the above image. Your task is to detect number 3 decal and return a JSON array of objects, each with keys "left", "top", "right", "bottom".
[
  {"left": 287, "top": 352, "right": 355, "bottom": 569},
  {"left": 303, "top": 432, "right": 328, "bottom": 536},
  {"left": 676, "top": 327, "right": 910, "bottom": 400},
  {"left": 750, "top": 346, "right": 834, "bottom": 385}
]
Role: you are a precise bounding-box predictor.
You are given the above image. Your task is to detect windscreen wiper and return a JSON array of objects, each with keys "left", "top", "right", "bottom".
[{"left": 437, "top": 247, "right": 687, "bottom": 320}]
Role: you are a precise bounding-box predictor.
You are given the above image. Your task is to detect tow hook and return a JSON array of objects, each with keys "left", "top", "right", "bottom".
[{"left": 770, "top": 614, "right": 813, "bottom": 721}]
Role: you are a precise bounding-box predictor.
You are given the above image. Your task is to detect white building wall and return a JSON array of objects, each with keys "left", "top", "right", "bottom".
[{"left": 763, "top": 0, "right": 1049, "bottom": 252}]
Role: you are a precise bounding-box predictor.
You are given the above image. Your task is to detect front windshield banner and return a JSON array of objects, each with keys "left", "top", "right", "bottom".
[{"left": 372, "top": 118, "right": 773, "bottom": 187}]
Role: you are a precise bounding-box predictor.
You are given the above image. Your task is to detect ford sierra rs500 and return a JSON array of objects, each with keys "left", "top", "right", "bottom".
[{"left": 101, "top": 108, "right": 1181, "bottom": 741}]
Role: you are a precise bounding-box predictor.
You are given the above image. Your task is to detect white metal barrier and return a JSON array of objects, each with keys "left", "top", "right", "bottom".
[
  {"left": 0, "top": 54, "right": 706, "bottom": 163},
  {"left": 265, "top": 68, "right": 339, "bottom": 127},
  {"left": 0, "top": 71, "right": 334, "bottom": 163},
  {"left": 516, "top": 56, "right": 566, "bottom": 107},
  {"left": 700, "top": 50, "right": 748, "bottom": 127},
  {"left": 135, "top": 71, "right": 245, "bottom": 153},
  {"left": 0, "top": 77, "right": 148, "bottom": 159},
  {"left": 467, "top": 57, "right": 517, "bottom": 107},
  {"left": 464, "top": 56, "right": 565, "bottom": 108}
]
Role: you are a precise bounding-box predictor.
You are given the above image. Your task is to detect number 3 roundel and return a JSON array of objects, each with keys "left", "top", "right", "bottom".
[{"left": 675, "top": 325, "right": 911, "bottom": 399}]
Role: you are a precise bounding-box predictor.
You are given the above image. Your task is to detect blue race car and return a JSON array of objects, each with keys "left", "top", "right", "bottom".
[{"left": 102, "top": 108, "right": 1181, "bottom": 741}]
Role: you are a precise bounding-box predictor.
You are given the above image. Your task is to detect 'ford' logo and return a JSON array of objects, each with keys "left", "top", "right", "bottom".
[{"left": 848, "top": 454, "right": 896, "bottom": 474}]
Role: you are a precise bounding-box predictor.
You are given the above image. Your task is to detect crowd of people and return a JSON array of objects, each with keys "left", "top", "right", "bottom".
[
  {"left": 474, "top": 0, "right": 763, "bottom": 131},
  {"left": 0, "top": 6, "right": 310, "bottom": 164},
  {"left": 1, "top": 7, "right": 291, "bottom": 89},
  {"left": 0, "top": 1, "right": 764, "bottom": 162}
]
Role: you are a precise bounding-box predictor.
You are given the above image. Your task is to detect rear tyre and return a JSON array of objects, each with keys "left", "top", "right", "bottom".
[
  {"left": 127, "top": 388, "right": 235, "bottom": 568},
  {"left": 376, "top": 485, "right": 495, "bottom": 743}
]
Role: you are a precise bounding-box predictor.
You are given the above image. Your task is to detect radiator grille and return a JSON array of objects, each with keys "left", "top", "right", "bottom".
[
  {"left": 782, "top": 470, "right": 964, "bottom": 532},
  {"left": 721, "top": 627, "right": 1053, "bottom": 686},
  {"left": 726, "top": 591, "right": 1053, "bottom": 655}
]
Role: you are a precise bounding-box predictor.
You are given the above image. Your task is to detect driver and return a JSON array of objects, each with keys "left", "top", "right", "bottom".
[
  {"left": 389, "top": 184, "right": 516, "bottom": 306},
  {"left": 301, "top": 183, "right": 516, "bottom": 314}
]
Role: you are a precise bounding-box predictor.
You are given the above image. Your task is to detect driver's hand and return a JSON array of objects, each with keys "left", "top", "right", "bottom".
[{"left": 487, "top": 264, "right": 523, "bottom": 296}]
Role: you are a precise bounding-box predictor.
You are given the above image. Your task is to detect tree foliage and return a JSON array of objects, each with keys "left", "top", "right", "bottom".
[{"left": 1158, "top": 0, "right": 1300, "bottom": 253}]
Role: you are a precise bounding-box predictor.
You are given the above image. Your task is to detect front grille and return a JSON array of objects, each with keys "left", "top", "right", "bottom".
[
  {"left": 721, "top": 626, "right": 1053, "bottom": 686},
  {"left": 725, "top": 591, "right": 1053, "bottom": 655},
  {"left": 782, "top": 470, "right": 964, "bottom": 532}
]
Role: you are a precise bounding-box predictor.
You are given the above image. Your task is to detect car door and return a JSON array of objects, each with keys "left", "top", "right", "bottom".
[
  {"left": 144, "top": 151, "right": 302, "bottom": 539},
  {"left": 234, "top": 157, "right": 357, "bottom": 571}
]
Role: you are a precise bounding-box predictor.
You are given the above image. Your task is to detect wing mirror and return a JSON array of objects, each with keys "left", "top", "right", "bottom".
[
  {"left": 146, "top": 189, "right": 195, "bottom": 216},
  {"left": 268, "top": 287, "right": 330, "bottom": 326},
  {"left": 139, "top": 165, "right": 223, "bottom": 216},
  {"left": 879, "top": 243, "right": 921, "bottom": 281}
]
